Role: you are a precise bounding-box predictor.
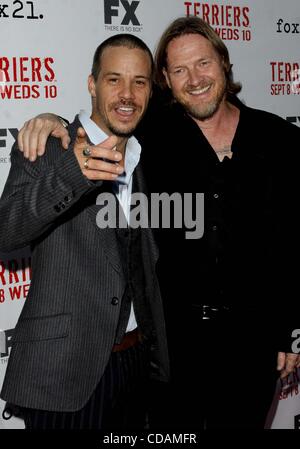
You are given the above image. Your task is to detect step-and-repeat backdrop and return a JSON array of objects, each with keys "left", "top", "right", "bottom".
[{"left": 0, "top": 0, "right": 299, "bottom": 429}]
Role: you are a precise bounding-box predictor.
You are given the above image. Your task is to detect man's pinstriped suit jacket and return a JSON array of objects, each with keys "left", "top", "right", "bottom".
[{"left": 0, "top": 116, "right": 169, "bottom": 412}]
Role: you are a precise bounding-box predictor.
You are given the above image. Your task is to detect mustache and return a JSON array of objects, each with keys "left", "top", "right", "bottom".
[
  {"left": 111, "top": 100, "right": 138, "bottom": 109},
  {"left": 185, "top": 79, "right": 213, "bottom": 91}
]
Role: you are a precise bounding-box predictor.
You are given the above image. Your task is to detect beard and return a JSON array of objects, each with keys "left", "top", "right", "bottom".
[
  {"left": 107, "top": 124, "right": 135, "bottom": 138},
  {"left": 106, "top": 100, "right": 142, "bottom": 137},
  {"left": 176, "top": 77, "right": 226, "bottom": 121},
  {"left": 183, "top": 95, "right": 223, "bottom": 120}
]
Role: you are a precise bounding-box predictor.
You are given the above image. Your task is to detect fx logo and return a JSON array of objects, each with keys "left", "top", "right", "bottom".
[
  {"left": 286, "top": 116, "right": 300, "bottom": 126},
  {"left": 104, "top": 0, "right": 140, "bottom": 25},
  {"left": 0, "top": 128, "right": 18, "bottom": 149},
  {"left": 0, "top": 328, "right": 14, "bottom": 358},
  {"left": 295, "top": 414, "right": 300, "bottom": 430}
]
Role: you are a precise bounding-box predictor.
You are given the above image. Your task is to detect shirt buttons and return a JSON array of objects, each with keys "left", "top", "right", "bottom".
[
  {"left": 213, "top": 193, "right": 219, "bottom": 199},
  {"left": 111, "top": 297, "right": 119, "bottom": 306}
]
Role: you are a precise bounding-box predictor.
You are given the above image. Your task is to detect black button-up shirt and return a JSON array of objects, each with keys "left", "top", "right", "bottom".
[{"left": 138, "top": 92, "right": 300, "bottom": 351}]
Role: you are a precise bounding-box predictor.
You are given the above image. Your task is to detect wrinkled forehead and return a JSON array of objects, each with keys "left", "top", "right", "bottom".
[
  {"left": 165, "top": 34, "right": 221, "bottom": 67},
  {"left": 100, "top": 45, "right": 152, "bottom": 73}
]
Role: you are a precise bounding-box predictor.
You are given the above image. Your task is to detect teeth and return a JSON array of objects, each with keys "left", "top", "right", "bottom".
[
  {"left": 189, "top": 85, "right": 211, "bottom": 95},
  {"left": 118, "top": 107, "right": 134, "bottom": 112}
]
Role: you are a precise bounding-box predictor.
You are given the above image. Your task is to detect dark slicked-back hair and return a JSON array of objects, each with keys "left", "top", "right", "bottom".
[
  {"left": 91, "top": 33, "right": 154, "bottom": 81},
  {"left": 154, "top": 16, "right": 241, "bottom": 97}
]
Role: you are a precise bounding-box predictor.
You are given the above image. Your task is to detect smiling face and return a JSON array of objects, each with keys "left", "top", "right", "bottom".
[
  {"left": 163, "top": 33, "right": 227, "bottom": 120},
  {"left": 88, "top": 45, "right": 152, "bottom": 137}
]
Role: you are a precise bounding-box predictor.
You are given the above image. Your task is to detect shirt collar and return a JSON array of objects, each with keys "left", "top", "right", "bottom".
[{"left": 78, "top": 109, "right": 141, "bottom": 185}]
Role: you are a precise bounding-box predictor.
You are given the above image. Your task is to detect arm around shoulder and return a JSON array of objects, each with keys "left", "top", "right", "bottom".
[
  {"left": 0, "top": 139, "right": 95, "bottom": 253},
  {"left": 18, "top": 113, "right": 71, "bottom": 161}
]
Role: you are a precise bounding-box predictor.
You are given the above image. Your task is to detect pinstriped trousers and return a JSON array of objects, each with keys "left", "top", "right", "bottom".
[{"left": 21, "top": 341, "right": 150, "bottom": 430}]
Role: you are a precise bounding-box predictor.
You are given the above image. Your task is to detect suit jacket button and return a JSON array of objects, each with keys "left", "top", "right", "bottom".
[
  {"left": 111, "top": 297, "right": 119, "bottom": 306},
  {"left": 64, "top": 193, "right": 73, "bottom": 203}
]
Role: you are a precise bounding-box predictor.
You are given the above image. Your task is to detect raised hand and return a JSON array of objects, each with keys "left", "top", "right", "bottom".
[{"left": 73, "top": 127, "right": 124, "bottom": 181}]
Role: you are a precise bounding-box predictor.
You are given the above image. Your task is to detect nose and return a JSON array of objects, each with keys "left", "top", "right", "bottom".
[
  {"left": 119, "top": 80, "right": 134, "bottom": 101},
  {"left": 187, "top": 68, "right": 200, "bottom": 87}
]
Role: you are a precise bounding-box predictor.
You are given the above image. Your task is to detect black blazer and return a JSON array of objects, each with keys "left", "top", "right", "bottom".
[{"left": 0, "top": 116, "right": 169, "bottom": 412}]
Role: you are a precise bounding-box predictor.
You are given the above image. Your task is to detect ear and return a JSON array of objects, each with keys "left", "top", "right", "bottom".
[
  {"left": 163, "top": 68, "right": 171, "bottom": 89},
  {"left": 88, "top": 74, "right": 96, "bottom": 98}
]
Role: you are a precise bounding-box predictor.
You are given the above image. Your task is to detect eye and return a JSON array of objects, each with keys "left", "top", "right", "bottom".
[
  {"left": 173, "top": 68, "right": 185, "bottom": 76},
  {"left": 108, "top": 78, "right": 119, "bottom": 84},
  {"left": 199, "top": 60, "right": 210, "bottom": 68},
  {"left": 135, "top": 79, "right": 146, "bottom": 86}
]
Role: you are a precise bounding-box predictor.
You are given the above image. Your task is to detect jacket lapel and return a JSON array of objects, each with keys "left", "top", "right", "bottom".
[
  {"left": 85, "top": 185, "right": 123, "bottom": 274},
  {"left": 68, "top": 117, "right": 158, "bottom": 271},
  {"left": 68, "top": 117, "right": 123, "bottom": 274},
  {"left": 134, "top": 163, "right": 159, "bottom": 265}
]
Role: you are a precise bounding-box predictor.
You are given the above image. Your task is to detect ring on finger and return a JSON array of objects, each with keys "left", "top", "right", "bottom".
[
  {"left": 82, "top": 147, "right": 92, "bottom": 157},
  {"left": 83, "top": 158, "right": 89, "bottom": 170}
]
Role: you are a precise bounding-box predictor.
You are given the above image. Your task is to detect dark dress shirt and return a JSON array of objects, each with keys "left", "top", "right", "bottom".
[{"left": 137, "top": 90, "right": 300, "bottom": 354}]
